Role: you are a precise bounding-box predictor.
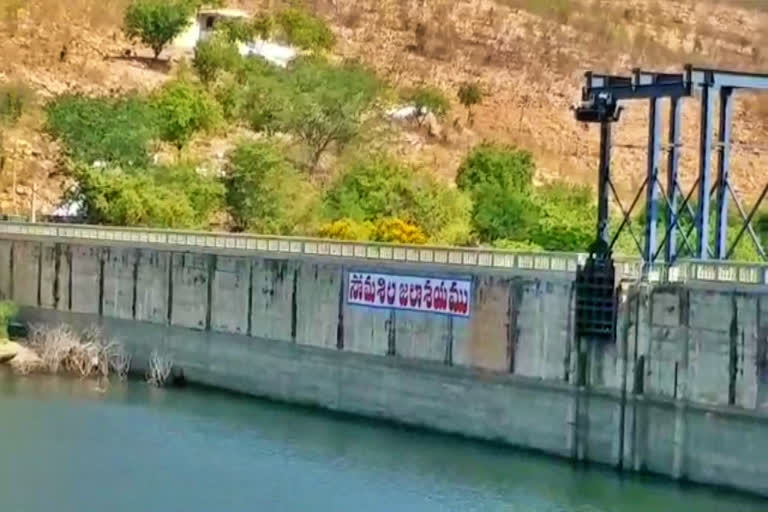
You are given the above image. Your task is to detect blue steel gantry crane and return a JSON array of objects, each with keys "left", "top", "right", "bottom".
[
  {"left": 576, "top": 64, "right": 768, "bottom": 266},
  {"left": 572, "top": 64, "right": 768, "bottom": 343}
]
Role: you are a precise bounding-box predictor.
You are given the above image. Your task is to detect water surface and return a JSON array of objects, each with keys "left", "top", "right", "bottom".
[{"left": 0, "top": 371, "right": 765, "bottom": 512}]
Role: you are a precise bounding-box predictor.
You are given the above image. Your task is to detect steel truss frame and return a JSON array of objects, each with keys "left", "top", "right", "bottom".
[{"left": 578, "top": 64, "right": 768, "bottom": 266}]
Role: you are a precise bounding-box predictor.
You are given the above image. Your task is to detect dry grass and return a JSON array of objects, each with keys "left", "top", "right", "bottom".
[
  {"left": 23, "top": 323, "right": 131, "bottom": 379},
  {"left": 147, "top": 349, "right": 173, "bottom": 387}
]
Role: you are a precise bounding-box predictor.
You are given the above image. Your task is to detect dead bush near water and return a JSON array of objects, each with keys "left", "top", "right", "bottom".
[
  {"left": 147, "top": 349, "right": 173, "bottom": 387},
  {"left": 20, "top": 323, "right": 131, "bottom": 379}
]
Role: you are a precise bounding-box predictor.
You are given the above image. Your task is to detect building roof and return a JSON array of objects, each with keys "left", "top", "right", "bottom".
[{"left": 197, "top": 8, "right": 249, "bottom": 19}]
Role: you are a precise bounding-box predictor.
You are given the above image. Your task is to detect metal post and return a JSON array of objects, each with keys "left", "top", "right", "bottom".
[
  {"left": 697, "top": 85, "right": 715, "bottom": 260},
  {"left": 597, "top": 121, "right": 612, "bottom": 255},
  {"left": 665, "top": 97, "right": 682, "bottom": 263},
  {"left": 644, "top": 98, "right": 663, "bottom": 265},
  {"left": 715, "top": 87, "right": 734, "bottom": 259}
]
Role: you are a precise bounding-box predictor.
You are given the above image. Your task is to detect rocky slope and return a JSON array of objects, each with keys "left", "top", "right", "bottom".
[{"left": 2, "top": 0, "right": 768, "bottom": 216}]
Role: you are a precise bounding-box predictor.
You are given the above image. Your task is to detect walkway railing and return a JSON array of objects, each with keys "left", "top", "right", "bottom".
[{"left": 0, "top": 221, "right": 766, "bottom": 286}]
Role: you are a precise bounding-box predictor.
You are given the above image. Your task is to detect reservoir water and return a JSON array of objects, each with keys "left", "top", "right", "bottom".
[{"left": 0, "top": 370, "right": 765, "bottom": 512}]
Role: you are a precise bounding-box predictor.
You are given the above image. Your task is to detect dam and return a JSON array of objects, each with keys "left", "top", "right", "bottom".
[{"left": 1, "top": 221, "right": 768, "bottom": 497}]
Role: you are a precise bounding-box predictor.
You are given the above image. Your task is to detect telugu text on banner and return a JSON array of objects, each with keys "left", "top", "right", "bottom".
[{"left": 347, "top": 272, "right": 471, "bottom": 318}]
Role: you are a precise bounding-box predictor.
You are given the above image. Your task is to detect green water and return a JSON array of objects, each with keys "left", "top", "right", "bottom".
[{"left": 0, "top": 371, "right": 766, "bottom": 512}]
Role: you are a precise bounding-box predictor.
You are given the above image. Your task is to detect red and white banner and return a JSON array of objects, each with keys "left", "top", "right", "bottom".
[{"left": 347, "top": 271, "right": 471, "bottom": 318}]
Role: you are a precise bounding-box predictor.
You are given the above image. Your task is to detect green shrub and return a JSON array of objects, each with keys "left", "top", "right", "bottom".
[
  {"left": 45, "top": 94, "right": 157, "bottom": 167},
  {"left": 457, "top": 81, "right": 484, "bottom": 123},
  {"left": 470, "top": 181, "right": 539, "bottom": 242},
  {"left": 317, "top": 218, "right": 373, "bottom": 241},
  {"left": 263, "top": 58, "right": 384, "bottom": 171},
  {"left": 492, "top": 239, "right": 544, "bottom": 252},
  {"left": 68, "top": 165, "right": 220, "bottom": 228},
  {"left": 402, "top": 85, "right": 450, "bottom": 122},
  {"left": 239, "top": 63, "right": 290, "bottom": 132},
  {"left": 0, "top": 300, "right": 18, "bottom": 340},
  {"left": 152, "top": 163, "right": 225, "bottom": 223},
  {"left": 223, "top": 141, "right": 319, "bottom": 234},
  {"left": 193, "top": 33, "right": 242, "bottom": 85},
  {"left": 323, "top": 155, "right": 471, "bottom": 242},
  {"left": 457, "top": 143, "right": 534, "bottom": 195},
  {"left": 252, "top": 13, "right": 276, "bottom": 39},
  {"left": 235, "top": 57, "right": 385, "bottom": 170},
  {"left": 274, "top": 7, "right": 335, "bottom": 51},
  {"left": 372, "top": 218, "right": 428, "bottom": 245},
  {"left": 123, "top": 0, "right": 195, "bottom": 59},
  {"left": 216, "top": 17, "right": 256, "bottom": 43},
  {"left": 150, "top": 79, "right": 222, "bottom": 148},
  {"left": 0, "top": 82, "right": 32, "bottom": 125},
  {"left": 531, "top": 183, "right": 595, "bottom": 252}
]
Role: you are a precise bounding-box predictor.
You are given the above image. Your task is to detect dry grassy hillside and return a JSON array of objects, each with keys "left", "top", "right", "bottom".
[{"left": 1, "top": 0, "right": 768, "bottom": 215}]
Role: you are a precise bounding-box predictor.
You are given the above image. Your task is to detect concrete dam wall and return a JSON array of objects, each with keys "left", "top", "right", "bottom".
[{"left": 2, "top": 228, "right": 768, "bottom": 497}]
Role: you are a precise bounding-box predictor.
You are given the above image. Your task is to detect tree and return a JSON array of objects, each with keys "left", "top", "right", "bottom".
[
  {"left": 457, "top": 143, "right": 538, "bottom": 244},
  {"left": 152, "top": 162, "right": 225, "bottom": 223},
  {"left": 239, "top": 61, "right": 290, "bottom": 132},
  {"left": 123, "top": 0, "right": 195, "bottom": 59},
  {"left": 322, "top": 154, "right": 471, "bottom": 243},
  {"left": 67, "top": 165, "right": 222, "bottom": 229},
  {"left": 470, "top": 181, "right": 539, "bottom": 242},
  {"left": 216, "top": 17, "right": 256, "bottom": 43},
  {"left": 274, "top": 7, "right": 335, "bottom": 51},
  {"left": 276, "top": 58, "right": 383, "bottom": 172},
  {"left": 372, "top": 218, "right": 428, "bottom": 244},
  {"left": 402, "top": 85, "right": 450, "bottom": 125},
  {"left": 0, "top": 82, "right": 32, "bottom": 174},
  {"left": 0, "top": 300, "right": 17, "bottom": 340},
  {"left": 223, "top": 141, "right": 319, "bottom": 233},
  {"left": 531, "top": 183, "right": 595, "bottom": 251},
  {"left": 457, "top": 82, "right": 484, "bottom": 125},
  {"left": 150, "top": 79, "right": 221, "bottom": 149},
  {"left": 193, "top": 33, "right": 242, "bottom": 85},
  {"left": 457, "top": 143, "right": 534, "bottom": 195},
  {"left": 45, "top": 94, "right": 157, "bottom": 167}
]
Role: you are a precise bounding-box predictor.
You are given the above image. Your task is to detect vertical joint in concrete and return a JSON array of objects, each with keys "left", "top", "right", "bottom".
[
  {"left": 729, "top": 293, "right": 739, "bottom": 406},
  {"left": 386, "top": 310, "right": 396, "bottom": 356},
  {"left": 53, "top": 244, "right": 61, "bottom": 309},
  {"left": 8, "top": 242, "right": 14, "bottom": 300},
  {"left": 445, "top": 316, "right": 454, "bottom": 366},
  {"left": 67, "top": 246, "right": 73, "bottom": 311},
  {"left": 507, "top": 280, "right": 522, "bottom": 374},
  {"left": 290, "top": 268, "right": 298, "bottom": 342},
  {"left": 205, "top": 254, "right": 216, "bottom": 331},
  {"left": 131, "top": 249, "right": 139, "bottom": 320},
  {"left": 36, "top": 242, "right": 43, "bottom": 307},
  {"left": 97, "top": 248, "right": 105, "bottom": 317},
  {"left": 247, "top": 259, "right": 254, "bottom": 337},
  {"left": 167, "top": 252, "right": 174, "bottom": 325},
  {"left": 336, "top": 267, "right": 344, "bottom": 350}
]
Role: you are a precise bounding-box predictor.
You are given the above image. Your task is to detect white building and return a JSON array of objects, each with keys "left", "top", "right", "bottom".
[
  {"left": 173, "top": 8, "right": 250, "bottom": 50},
  {"left": 172, "top": 7, "right": 298, "bottom": 68}
]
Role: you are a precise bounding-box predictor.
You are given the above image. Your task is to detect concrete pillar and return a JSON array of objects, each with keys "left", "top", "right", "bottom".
[
  {"left": 451, "top": 276, "right": 512, "bottom": 372},
  {"left": 250, "top": 259, "right": 296, "bottom": 343},
  {"left": 102, "top": 248, "right": 137, "bottom": 320},
  {"left": 170, "top": 253, "right": 210, "bottom": 331},
  {"left": 295, "top": 263, "right": 342, "bottom": 350},
  {"left": 734, "top": 294, "right": 759, "bottom": 409},
  {"left": 39, "top": 244, "right": 57, "bottom": 309},
  {"left": 0, "top": 240, "right": 11, "bottom": 301},
  {"left": 11, "top": 241, "right": 40, "bottom": 307},
  {"left": 210, "top": 256, "right": 250, "bottom": 335},
  {"left": 70, "top": 245, "right": 102, "bottom": 315},
  {"left": 135, "top": 250, "right": 170, "bottom": 325}
]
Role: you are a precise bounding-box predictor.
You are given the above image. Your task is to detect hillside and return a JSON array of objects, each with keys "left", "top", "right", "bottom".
[{"left": 1, "top": 0, "right": 768, "bottom": 216}]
